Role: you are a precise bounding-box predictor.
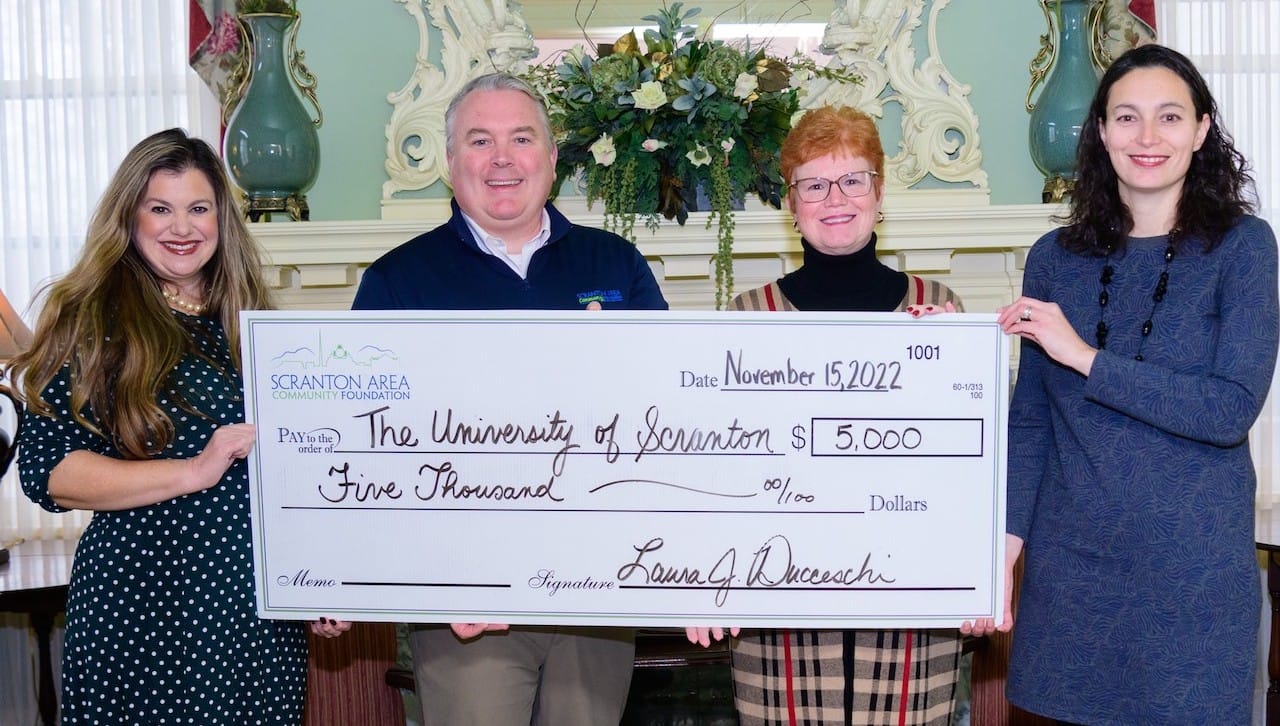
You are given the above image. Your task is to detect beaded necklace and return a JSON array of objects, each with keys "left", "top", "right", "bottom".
[
  {"left": 1095, "top": 241, "right": 1175, "bottom": 362},
  {"left": 162, "top": 286, "right": 207, "bottom": 315}
]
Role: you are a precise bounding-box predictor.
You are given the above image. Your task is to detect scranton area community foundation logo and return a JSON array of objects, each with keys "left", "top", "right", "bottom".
[{"left": 268, "top": 332, "right": 411, "bottom": 402}]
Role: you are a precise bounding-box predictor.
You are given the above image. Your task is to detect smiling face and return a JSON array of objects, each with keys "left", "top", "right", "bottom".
[
  {"left": 788, "top": 153, "right": 882, "bottom": 256},
  {"left": 132, "top": 168, "right": 219, "bottom": 300},
  {"left": 446, "top": 88, "right": 558, "bottom": 243},
  {"left": 1099, "top": 65, "right": 1210, "bottom": 212}
]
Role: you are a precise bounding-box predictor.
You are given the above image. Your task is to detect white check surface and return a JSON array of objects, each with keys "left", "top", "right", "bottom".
[{"left": 241, "top": 310, "right": 1008, "bottom": 628}]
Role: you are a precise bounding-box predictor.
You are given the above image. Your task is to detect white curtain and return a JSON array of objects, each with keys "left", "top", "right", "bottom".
[
  {"left": 0, "top": 1, "right": 217, "bottom": 545},
  {"left": 1157, "top": 1, "right": 1280, "bottom": 543},
  {"left": 1158, "top": 3, "right": 1280, "bottom": 725}
]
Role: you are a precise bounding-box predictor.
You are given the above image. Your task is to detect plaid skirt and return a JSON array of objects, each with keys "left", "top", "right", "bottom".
[{"left": 731, "top": 628, "right": 962, "bottom": 726}]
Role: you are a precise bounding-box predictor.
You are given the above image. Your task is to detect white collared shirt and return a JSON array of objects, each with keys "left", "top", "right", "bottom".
[{"left": 460, "top": 210, "right": 552, "bottom": 279}]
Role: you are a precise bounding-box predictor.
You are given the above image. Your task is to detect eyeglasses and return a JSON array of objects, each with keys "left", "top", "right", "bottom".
[{"left": 790, "top": 171, "right": 879, "bottom": 203}]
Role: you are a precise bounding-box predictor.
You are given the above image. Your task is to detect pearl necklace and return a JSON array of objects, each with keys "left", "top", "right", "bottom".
[
  {"left": 1095, "top": 242, "right": 1175, "bottom": 362},
  {"left": 162, "top": 287, "right": 207, "bottom": 315}
]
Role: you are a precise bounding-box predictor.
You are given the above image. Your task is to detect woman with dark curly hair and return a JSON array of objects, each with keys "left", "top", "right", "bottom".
[{"left": 965, "top": 44, "right": 1278, "bottom": 723}]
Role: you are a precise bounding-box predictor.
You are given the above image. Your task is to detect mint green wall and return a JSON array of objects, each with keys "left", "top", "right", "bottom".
[
  {"left": 937, "top": 1, "right": 1047, "bottom": 203},
  {"left": 295, "top": 2, "right": 1050, "bottom": 221},
  {"left": 293, "top": 4, "right": 415, "bottom": 221}
]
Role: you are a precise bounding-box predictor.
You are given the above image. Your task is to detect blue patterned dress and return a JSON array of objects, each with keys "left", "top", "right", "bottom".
[
  {"left": 1006, "top": 216, "right": 1279, "bottom": 725},
  {"left": 19, "top": 312, "right": 308, "bottom": 725}
]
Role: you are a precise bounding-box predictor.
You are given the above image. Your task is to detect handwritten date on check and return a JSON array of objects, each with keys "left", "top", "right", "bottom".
[{"left": 241, "top": 310, "right": 1008, "bottom": 629}]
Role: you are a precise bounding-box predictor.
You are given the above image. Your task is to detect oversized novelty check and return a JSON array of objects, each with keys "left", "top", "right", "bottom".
[{"left": 241, "top": 310, "right": 1008, "bottom": 628}]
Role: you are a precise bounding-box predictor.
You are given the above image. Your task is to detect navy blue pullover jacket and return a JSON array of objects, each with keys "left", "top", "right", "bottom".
[{"left": 352, "top": 200, "right": 668, "bottom": 311}]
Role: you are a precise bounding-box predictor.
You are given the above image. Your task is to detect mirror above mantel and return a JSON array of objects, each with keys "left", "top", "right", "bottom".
[
  {"left": 516, "top": 0, "right": 829, "bottom": 38},
  {"left": 382, "top": 0, "right": 990, "bottom": 216}
]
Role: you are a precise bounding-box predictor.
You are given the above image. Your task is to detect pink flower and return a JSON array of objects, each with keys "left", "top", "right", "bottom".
[{"left": 207, "top": 13, "right": 242, "bottom": 56}]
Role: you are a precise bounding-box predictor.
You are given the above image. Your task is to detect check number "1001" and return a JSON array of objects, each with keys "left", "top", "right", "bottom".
[{"left": 808, "top": 418, "right": 985, "bottom": 457}]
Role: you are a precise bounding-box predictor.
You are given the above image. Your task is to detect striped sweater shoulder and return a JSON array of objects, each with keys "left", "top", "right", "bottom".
[
  {"left": 729, "top": 282, "right": 797, "bottom": 311},
  {"left": 729, "top": 277, "right": 963, "bottom": 312},
  {"left": 900, "top": 275, "right": 964, "bottom": 312}
]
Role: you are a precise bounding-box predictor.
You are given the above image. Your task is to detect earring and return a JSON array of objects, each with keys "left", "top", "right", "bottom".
[
  {"left": 877, "top": 211, "right": 885, "bottom": 223},
  {"left": 792, "top": 218, "right": 798, "bottom": 231}
]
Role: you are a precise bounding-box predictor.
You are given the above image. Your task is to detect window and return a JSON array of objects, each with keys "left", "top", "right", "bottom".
[
  {"left": 0, "top": 1, "right": 216, "bottom": 542},
  {"left": 1159, "top": 1, "right": 1279, "bottom": 543}
]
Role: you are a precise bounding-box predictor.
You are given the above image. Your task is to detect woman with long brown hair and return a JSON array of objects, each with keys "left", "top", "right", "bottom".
[{"left": 10, "top": 128, "right": 345, "bottom": 724}]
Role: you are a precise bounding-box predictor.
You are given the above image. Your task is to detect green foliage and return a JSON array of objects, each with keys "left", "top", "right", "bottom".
[
  {"left": 522, "top": 3, "right": 859, "bottom": 308},
  {"left": 236, "top": 0, "right": 297, "bottom": 15}
]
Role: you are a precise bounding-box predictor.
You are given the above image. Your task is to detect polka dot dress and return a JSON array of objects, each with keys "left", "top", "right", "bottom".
[{"left": 18, "top": 312, "right": 308, "bottom": 725}]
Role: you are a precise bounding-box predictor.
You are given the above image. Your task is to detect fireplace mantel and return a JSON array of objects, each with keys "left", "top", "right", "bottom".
[{"left": 251, "top": 198, "right": 1061, "bottom": 313}]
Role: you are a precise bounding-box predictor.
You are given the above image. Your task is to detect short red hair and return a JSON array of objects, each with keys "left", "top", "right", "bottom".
[{"left": 781, "top": 106, "right": 885, "bottom": 193}]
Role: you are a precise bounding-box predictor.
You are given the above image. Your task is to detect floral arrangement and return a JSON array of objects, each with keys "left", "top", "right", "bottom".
[
  {"left": 236, "top": 0, "right": 297, "bottom": 14},
  {"left": 524, "top": 3, "right": 859, "bottom": 308}
]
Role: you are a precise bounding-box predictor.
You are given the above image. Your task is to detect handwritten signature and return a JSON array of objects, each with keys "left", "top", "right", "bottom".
[{"left": 616, "top": 534, "right": 895, "bottom": 606}]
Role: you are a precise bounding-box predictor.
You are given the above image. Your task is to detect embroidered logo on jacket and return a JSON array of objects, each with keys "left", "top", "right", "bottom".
[{"left": 576, "top": 289, "right": 623, "bottom": 306}]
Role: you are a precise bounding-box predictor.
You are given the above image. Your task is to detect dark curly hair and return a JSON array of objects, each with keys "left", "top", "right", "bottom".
[{"left": 1059, "top": 44, "right": 1254, "bottom": 255}]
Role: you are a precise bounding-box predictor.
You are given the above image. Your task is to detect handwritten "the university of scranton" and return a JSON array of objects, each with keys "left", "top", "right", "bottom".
[
  {"left": 633, "top": 405, "right": 773, "bottom": 461},
  {"left": 616, "top": 535, "right": 895, "bottom": 606}
]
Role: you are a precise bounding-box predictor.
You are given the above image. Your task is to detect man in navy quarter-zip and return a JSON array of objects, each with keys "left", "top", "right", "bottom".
[{"left": 352, "top": 72, "right": 666, "bottom": 726}]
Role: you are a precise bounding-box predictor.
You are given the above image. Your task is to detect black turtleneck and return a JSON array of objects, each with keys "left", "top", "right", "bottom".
[{"left": 776, "top": 234, "right": 908, "bottom": 312}]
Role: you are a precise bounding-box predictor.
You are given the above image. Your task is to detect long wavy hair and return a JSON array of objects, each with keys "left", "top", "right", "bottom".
[
  {"left": 1059, "top": 44, "right": 1254, "bottom": 255},
  {"left": 9, "top": 128, "right": 274, "bottom": 459}
]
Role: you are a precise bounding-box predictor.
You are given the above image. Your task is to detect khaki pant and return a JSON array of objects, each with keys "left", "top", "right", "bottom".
[{"left": 410, "top": 625, "right": 635, "bottom": 726}]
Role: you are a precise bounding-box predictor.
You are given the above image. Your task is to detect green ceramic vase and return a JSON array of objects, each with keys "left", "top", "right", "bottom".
[
  {"left": 1028, "top": 0, "right": 1100, "bottom": 202},
  {"left": 223, "top": 13, "right": 320, "bottom": 210}
]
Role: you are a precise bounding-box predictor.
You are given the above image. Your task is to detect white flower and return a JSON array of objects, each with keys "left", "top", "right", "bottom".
[
  {"left": 789, "top": 66, "right": 813, "bottom": 90},
  {"left": 720, "top": 138, "right": 736, "bottom": 155},
  {"left": 686, "top": 143, "right": 711, "bottom": 167},
  {"left": 589, "top": 134, "right": 617, "bottom": 167},
  {"left": 641, "top": 138, "right": 669, "bottom": 152},
  {"left": 732, "top": 72, "right": 759, "bottom": 100},
  {"left": 631, "top": 81, "right": 668, "bottom": 111}
]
